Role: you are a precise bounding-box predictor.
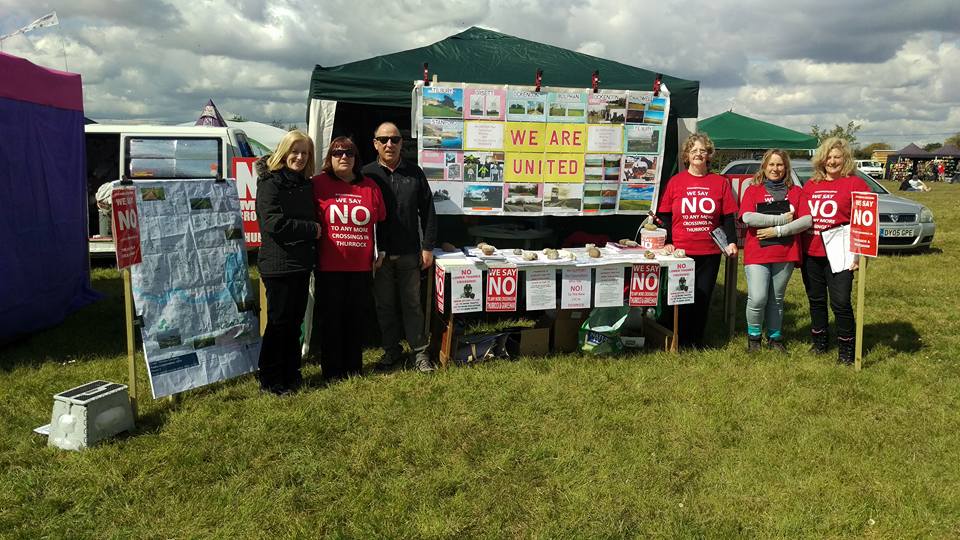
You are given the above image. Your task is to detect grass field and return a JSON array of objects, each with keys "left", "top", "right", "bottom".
[{"left": 2, "top": 182, "right": 960, "bottom": 537}]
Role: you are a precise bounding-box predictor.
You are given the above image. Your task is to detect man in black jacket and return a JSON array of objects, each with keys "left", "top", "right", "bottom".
[{"left": 362, "top": 122, "right": 438, "bottom": 372}]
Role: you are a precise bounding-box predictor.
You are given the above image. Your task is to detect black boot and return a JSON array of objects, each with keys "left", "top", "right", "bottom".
[
  {"left": 767, "top": 337, "right": 787, "bottom": 353},
  {"left": 838, "top": 337, "right": 855, "bottom": 365},
  {"left": 747, "top": 334, "right": 762, "bottom": 353},
  {"left": 810, "top": 329, "right": 828, "bottom": 354}
]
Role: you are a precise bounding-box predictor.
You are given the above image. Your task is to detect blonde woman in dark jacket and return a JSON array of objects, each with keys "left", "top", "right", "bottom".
[{"left": 255, "top": 130, "right": 320, "bottom": 395}]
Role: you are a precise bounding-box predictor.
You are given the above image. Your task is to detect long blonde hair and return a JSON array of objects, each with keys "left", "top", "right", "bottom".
[
  {"left": 266, "top": 130, "right": 315, "bottom": 177},
  {"left": 750, "top": 149, "right": 794, "bottom": 187},
  {"left": 810, "top": 137, "right": 854, "bottom": 181}
]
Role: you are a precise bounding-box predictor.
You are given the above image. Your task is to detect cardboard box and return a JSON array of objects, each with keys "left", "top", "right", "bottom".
[
  {"left": 553, "top": 309, "right": 590, "bottom": 353},
  {"left": 518, "top": 327, "right": 550, "bottom": 356}
]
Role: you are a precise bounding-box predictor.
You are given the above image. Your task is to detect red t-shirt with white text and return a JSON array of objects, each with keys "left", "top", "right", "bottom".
[
  {"left": 313, "top": 172, "right": 386, "bottom": 272},
  {"left": 802, "top": 175, "right": 870, "bottom": 257},
  {"left": 657, "top": 170, "right": 738, "bottom": 255},
  {"left": 738, "top": 183, "right": 808, "bottom": 265}
]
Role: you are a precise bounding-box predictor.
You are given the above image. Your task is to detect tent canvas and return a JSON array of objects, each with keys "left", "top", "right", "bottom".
[
  {"left": 890, "top": 143, "right": 933, "bottom": 158},
  {"left": 0, "top": 52, "right": 100, "bottom": 343},
  {"left": 696, "top": 111, "right": 818, "bottom": 150},
  {"left": 933, "top": 144, "right": 960, "bottom": 157},
  {"left": 307, "top": 27, "right": 699, "bottom": 177}
]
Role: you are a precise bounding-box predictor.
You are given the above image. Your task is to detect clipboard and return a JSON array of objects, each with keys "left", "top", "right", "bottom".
[
  {"left": 821, "top": 224, "right": 854, "bottom": 273},
  {"left": 755, "top": 200, "right": 792, "bottom": 247}
]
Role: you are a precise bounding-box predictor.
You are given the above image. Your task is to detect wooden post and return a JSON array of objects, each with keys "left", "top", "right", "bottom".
[
  {"left": 724, "top": 255, "right": 738, "bottom": 336},
  {"left": 671, "top": 305, "right": 679, "bottom": 352},
  {"left": 439, "top": 314, "right": 456, "bottom": 368},
  {"left": 122, "top": 269, "right": 138, "bottom": 419},
  {"left": 855, "top": 257, "right": 867, "bottom": 371}
]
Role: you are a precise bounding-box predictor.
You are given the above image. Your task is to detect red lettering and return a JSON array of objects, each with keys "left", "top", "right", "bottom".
[
  {"left": 510, "top": 130, "right": 527, "bottom": 145},
  {"left": 572, "top": 131, "right": 582, "bottom": 146},
  {"left": 561, "top": 131, "right": 571, "bottom": 145}
]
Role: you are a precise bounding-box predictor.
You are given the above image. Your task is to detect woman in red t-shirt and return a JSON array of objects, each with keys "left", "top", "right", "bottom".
[
  {"left": 656, "top": 133, "right": 738, "bottom": 348},
  {"left": 801, "top": 137, "right": 870, "bottom": 364},
  {"left": 739, "top": 149, "right": 811, "bottom": 353},
  {"left": 313, "top": 136, "right": 386, "bottom": 381}
]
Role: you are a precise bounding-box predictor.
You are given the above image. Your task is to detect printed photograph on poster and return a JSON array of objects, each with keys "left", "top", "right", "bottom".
[
  {"left": 626, "top": 93, "right": 651, "bottom": 123},
  {"left": 506, "top": 89, "right": 546, "bottom": 122},
  {"left": 463, "top": 152, "right": 505, "bottom": 182},
  {"left": 525, "top": 267, "right": 557, "bottom": 311},
  {"left": 584, "top": 154, "right": 622, "bottom": 182},
  {"left": 583, "top": 182, "right": 619, "bottom": 212},
  {"left": 422, "top": 86, "right": 464, "bottom": 118},
  {"left": 503, "top": 183, "right": 544, "bottom": 213},
  {"left": 618, "top": 183, "right": 656, "bottom": 213},
  {"left": 561, "top": 267, "right": 592, "bottom": 309},
  {"left": 421, "top": 150, "right": 463, "bottom": 181},
  {"left": 463, "top": 121, "right": 505, "bottom": 151},
  {"left": 547, "top": 92, "right": 587, "bottom": 123},
  {"left": 586, "top": 124, "right": 623, "bottom": 152},
  {"left": 430, "top": 181, "right": 464, "bottom": 214},
  {"left": 451, "top": 266, "right": 483, "bottom": 313},
  {"left": 642, "top": 109, "right": 664, "bottom": 125},
  {"left": 463, "top": 183, "right": 503, "bottom": 211},
  {"left": 594, "top": 264, "right": 625, "bottom": 307},
  {"left": 625, "top": 124, "right": 661, "bottom": 153},
  {"left": 464, "top": 88, "right": 506, "bottom": 120},
  {"left": 422, "top": 119, "right": 464, "bottom": 150},
  {"left": 621, "top": 154, "right": 658, "bottom": 182},
  {"left": 542, "top": 183, "right": 583, "bottom": 213},
  {"left": 648, "top": 96, "right": 667, "bottom": 112},
  {"left": 587, "top": 93, "right": 627, "bottom": 124}
]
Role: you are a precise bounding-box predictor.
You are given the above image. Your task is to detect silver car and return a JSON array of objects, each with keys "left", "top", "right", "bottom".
[{"left": 721, "top": 159, "right": 935, "bottom": 251}]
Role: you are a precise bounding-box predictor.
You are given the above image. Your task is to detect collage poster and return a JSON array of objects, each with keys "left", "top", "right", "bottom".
[{"left": 417, "top": 82, "right": 670, "bottom": 216}]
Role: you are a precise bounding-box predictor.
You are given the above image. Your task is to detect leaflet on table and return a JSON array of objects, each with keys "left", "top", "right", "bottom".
[
  {"left": 593, "top": 264, "right": 625, "bottom": 307},
  {"left": 450, "top": 265, "right": 483, "bottom": 313},
  {"left": 561, "top": 267, "right": 592, "bottom": 309},
  {"left": 666, "top": 259, "right": 695, "bottom": 305},
  {"left": 525, "top": 266, "right": 557, "bottom": 310}
]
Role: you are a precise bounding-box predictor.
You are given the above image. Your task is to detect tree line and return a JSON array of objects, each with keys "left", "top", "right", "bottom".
[{"left": 810, "top": 122, "right": 960, "bottom": 159}]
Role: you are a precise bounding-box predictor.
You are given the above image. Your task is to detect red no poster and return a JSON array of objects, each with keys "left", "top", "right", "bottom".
[
  {"left": 849, "top": 192, "right": 879, "bottom": 257},
  {"left": 629, "top": 263, "right": 659, "bottom": 307},
  {"left": 231, "top": 158, "right": 261, "bottom": 247},
  {"left": 435, "top": 264, "right": 446, "bottom": 314},
  {"left": 486, "top": 267, "right": 518, "bottom": 312},
  {"left": 111, "top": 186, "right": 142, "bottom": 269}
]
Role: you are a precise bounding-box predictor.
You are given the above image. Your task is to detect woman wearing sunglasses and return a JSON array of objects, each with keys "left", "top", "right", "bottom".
[{"left": 313, "top": 137, "right": 386, "bottom": 381}]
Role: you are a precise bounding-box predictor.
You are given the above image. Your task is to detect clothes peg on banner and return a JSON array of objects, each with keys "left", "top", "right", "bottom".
[
  {"left": 423, "top": 63, "right": 429, "bottom": 86},
  {"left": 653, "top": 73, "right": 663, "bottom": 97},
  {"left": 535, "top": 68, "right": 543, "bottom": 92},
  {"left": 591, "top": 70, "right": 600, "bottom": 93}
]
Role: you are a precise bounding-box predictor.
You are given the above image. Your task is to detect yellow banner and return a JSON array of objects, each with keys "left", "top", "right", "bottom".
[
  {"left": 504, "top": 122, "right": 546, "bottom": 152},
  {"left": 544, "top": 124, "right": 587, "bottom": 153},
  {"left": 504, "top": 153, "right": 544, "bottom": 182},
  {"left": 542, "top": 153, "right": 584, "bottom": 183}
]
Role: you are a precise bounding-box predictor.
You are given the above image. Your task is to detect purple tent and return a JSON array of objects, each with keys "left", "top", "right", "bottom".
[
  {"left": 0, "top": 52, "right": 100, "bottom": 343},
  {"left": 194, "top": 99, "right": 228, "bottom": 127}
]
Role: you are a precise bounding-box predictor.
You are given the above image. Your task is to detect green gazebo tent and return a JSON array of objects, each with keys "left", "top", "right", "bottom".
[
  {"left": 696, "top": 111, "right": 817, "bottom": 150},
  {"left": 307, "top": 26, "right": 700, "bottom": 175}
]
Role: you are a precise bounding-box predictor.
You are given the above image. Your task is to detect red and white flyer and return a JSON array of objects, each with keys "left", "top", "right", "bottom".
[
  {"left": 849, "top": 191, "right": 879, "bottom": 257},
  {"left": 485, "top": 267, "right": 518, "bottom": 312},
  {"left": 435, "top": 264, "right": 446, "bottom": 314},
  {"left": 629, "top": 263, "right": 660, "bottom": 307},
  {"left": 561, "top": 267, "right": 592, "bottom": 309},
  {"left": 451, "top": 266, "right": 483, "bottom": 313},
  {"left": 111, "top": 186, "right": 142, "bottom": 269}
]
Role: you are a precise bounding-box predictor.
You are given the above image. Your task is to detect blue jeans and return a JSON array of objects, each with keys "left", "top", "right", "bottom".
[{"left": 744, "top": 262, "right": 795, "bottom": 339}]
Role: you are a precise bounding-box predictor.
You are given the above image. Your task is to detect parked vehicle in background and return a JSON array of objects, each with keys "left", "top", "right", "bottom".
[
  {"left": 721, "top": 159, "right": 935, "bottom": 252},
  {"left": 855, "top": 160, "right": 885, "bottom": 179},
  {"left": 85, "top": 124, "right": 257, "bottom": 256}
]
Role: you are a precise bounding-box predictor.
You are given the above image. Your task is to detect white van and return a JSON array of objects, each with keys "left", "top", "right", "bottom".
[
  {"left": 85, "top": 124, "right": 257, "bottom": 256},
  {"left": 855, "top": 159, "right": 884, "bottom": 179}
]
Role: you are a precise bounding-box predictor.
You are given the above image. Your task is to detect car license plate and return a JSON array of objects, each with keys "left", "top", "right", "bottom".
[{"left": 880, "top": 228, "right": 914, "bottom": 238}]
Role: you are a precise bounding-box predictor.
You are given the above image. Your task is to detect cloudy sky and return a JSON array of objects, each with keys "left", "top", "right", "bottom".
[{"left": 2, "top": 0, "right": 958, "bottom": 148}]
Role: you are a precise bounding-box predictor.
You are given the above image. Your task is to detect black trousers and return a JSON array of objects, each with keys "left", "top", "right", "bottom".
[
  {"left": 317, "top": 271, "right": 372, "bottom": 381},
  {"left": 259, "top": 272, "right": 310, "bottom": 389},
  {"left": 801, "top": 255, "right": 855, "bottom": 339},
  {"left": 677, "top": 253, "right": 723, "bottom": 348}
]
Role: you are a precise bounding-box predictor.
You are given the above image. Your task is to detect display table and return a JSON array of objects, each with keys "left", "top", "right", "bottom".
[{"left": 429, "top": 246, "right": 696, "bottom": 366}]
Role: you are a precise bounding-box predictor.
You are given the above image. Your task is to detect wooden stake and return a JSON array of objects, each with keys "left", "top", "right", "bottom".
[
  {"left": 122, "top": 269, "right": 138, "bottom": 419},
  {"left": 855, "top": 257, "right": 867, "bottom": 371},
  {"left": 671, "top": 304, "right": 679, "bottom": 352}
]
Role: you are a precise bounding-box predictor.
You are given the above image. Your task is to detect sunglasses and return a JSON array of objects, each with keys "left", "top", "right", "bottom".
[
  {"left": 374, "top": 136, "right": 402, "bottom": 144},
  {"left": 330, "top": 149, "right": 355, "bottom": 158}
]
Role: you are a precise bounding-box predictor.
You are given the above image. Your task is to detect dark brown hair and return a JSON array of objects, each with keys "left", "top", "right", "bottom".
[{"left": 321, "top": 136, "right": 362, "bottom": 179}]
